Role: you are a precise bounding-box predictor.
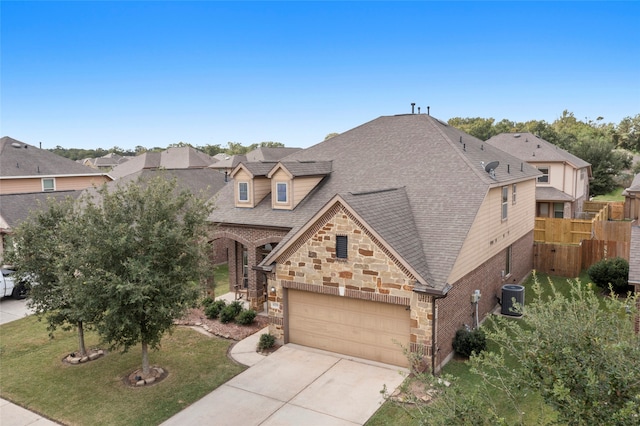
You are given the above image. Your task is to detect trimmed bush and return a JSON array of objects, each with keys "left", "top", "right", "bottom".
[
  {"left": 453, "top": 328, "right": 487, "bottom": 358},
  {"left": 587, "top": 257, "right": 630, "bottom": 293},
  {"left": 235, "top": 309, "right": 257, "bottom": 325},
  {"left": 201, "top": 296, "right": 214, "bottom": 308},
  {"left": 258, "top": 333, "right": 276, "bottom": 351},
  {"left": 218, "top": 305, "right": 238, "bottom": 324},
  {"left": 204, "top": 300, "right": 226, "bottom": 319},
  {"left": 229, "top": 301, "right": 244, "bottom": 316}
]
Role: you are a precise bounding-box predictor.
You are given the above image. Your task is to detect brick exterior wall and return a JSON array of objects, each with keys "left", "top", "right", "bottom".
[
  {"left": 434, "top": 230, "right": 533, "bottom": 371},
  {"left": 636, "top": 284, "right": 640, "bottom": 334},
  {"left": 209, "top": 224, "right": 289, "bottom": 310},
  {"left": 267, "top": 203, "right": 435, "bottom": 368}
]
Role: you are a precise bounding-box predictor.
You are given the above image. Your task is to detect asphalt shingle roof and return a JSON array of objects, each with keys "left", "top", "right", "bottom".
[
  {"left": 536, "top": 186, "right": 575, "bottom": 202},
  {"left": 109, "top": 147, "right": 217, "bottom": 179},
  {"left": 485, "top": 132, "right": 591, "bottom": 171},
  {"left": 0, "top": 190, "right": 82, "bottom": 230},
  {"left": 210, "top": 114, "right": 541, "bottom": 291},
  {"left": 1, "top": 137, "right": 104, "bottom": 178}
]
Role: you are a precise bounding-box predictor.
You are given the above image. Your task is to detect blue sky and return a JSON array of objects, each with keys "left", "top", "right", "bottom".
[{"left": 2, "top": 1, "right": 639, "bottom": 151}]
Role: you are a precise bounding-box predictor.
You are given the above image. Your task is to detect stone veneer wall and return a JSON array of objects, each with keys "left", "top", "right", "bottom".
[
  {"left": 435, "top": 230, "right": 534, "bottom": 371},
  {"left": 267, "top": 204, "right": 435, "bottom": 367}
]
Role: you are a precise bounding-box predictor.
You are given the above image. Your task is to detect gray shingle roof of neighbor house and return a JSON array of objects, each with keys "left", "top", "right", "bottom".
[
  {"left": 0, "top": 190, "right": 82, "bottom": 230},
  {"left": 629, "top": 226, "right": 640, "bottom": 285},
  {"left": 210, "top": 114, "right": 542, "bottom": 292},
  {"left": 0, "top": 137, "right": 106, "bottom": 178},
  {"left": 108, "top": 146, "right": 218, "bottom": 179},
  {"left": 246, "top": 147, "right": 302, "bottom": 162},
  {"left": 485, "top": 132, "right": 592, "bottom": 174},
  {"left": 536, "top": 186, "right": 575, "bottom": 202},
  {"left": 83, "top": 168, "right": 228, "bottom": 202}
]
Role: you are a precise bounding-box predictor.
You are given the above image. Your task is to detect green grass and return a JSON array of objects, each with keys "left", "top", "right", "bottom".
[
  {"left": 367, "top": 271, "right": 596, "bottom": 426},
  {"left": 0, "top": 316, "right": 245, "bottom": 425},
  {"left": 592, "top": 187, "right": 625, "bottom": 201},
  {"left": 212, "top": 263, "right": 230, "bottom": 296}
]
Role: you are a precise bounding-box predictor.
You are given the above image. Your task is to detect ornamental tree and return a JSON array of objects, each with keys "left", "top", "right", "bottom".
[{"left": 80, "top": 174, "right": 213, "bottom": 377}]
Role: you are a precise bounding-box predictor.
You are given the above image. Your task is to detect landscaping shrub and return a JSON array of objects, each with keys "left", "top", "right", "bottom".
[
  {"left": 258, "top": 333, "right": 276, "bottom": 351},
  {"left": 204, "top": 300, "right": 226, "bottom": 319},
  {"left": 228, "top": 301, "right": 243, "bottom": 316},
  {"left": 452, "top": 328, "right": 486, "bottom": 358},
  {"left": 587, "top": 257, "right": 630, "bottom": 293},
  {"left": 219, "top": 304, "right": 240, "bottom": 323},
  {"left": 201, "top": 296, "right": 214, "bottom": 308},
  {"left": 235, "top": 309, "right": 257, "bottom": 325}
]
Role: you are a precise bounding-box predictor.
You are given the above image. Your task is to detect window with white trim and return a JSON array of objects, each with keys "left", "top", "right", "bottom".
[
  {"left": 512, "top": 184, "right": 517, "bottom": 204},
  {"left": 238, "top": 182, "right": 249, "bottom": 202},
  {"left": 502, "top": 186, "right": 508, "bottom": 220},
  {"left": 42, "top": 178, "right": 55, "bottom": 192},
  {"left": 276, "top": 182, "right": 288, "bottom": 203},
  {"left": 537, "top": 166, "right": 549, "bottom": 183}
]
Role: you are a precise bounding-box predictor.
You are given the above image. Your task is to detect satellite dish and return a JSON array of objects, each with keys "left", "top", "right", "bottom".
[{"left": 485, "top": 161, "right": 499, "bottom": 173}]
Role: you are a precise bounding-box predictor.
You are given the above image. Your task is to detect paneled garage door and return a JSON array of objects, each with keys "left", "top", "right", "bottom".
[{"left": 288, "top": 290, "right": 411, "bottom": 367}]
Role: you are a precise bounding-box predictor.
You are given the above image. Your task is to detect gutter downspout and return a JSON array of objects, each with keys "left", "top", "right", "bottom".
[{"left": 431, "top": 285, "right": 451, "bottom": 376}]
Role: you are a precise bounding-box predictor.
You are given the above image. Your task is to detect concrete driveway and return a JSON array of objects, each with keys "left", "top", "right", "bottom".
[
  {"left": 0, "top": 297, "right": 31, "bottom": 325},
  {"left": 161, "top": 344, "right": 407, "bottom": 426}
]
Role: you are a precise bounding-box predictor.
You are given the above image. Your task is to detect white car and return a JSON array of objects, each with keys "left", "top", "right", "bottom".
[{"left": 1, "top": 268, "right": 29, "bottom": 299}]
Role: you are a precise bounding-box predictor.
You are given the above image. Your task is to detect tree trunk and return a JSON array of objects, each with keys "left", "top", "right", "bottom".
[
  {"left": 77, "top": 321, "right": 87, "bottom": 357},
  {"left": 141, "top": 341, "right": 150, "bottom": 377}
]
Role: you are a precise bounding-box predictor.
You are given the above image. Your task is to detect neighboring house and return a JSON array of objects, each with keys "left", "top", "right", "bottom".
[
  {"left": 0, "top": 136, "right": 112, "bottom": 260},
  {"left": 0, "top": 136, "right": 111, "bottom": 195},
  {"left": 485, "top": 132, "right": 592, "bottom": 219},
  {"left": 623, "top": 173, "right": 640, "bottom": 222},
  {"left": 629, "top": 226, "right": 640, "bottom": 333},
  {"left": 81, "top": 153, "right": 131, "bottom": 170},
  {"left": 209, "top": 113, "right": 541, "bottom": 371},
  {"left": 209, "top": 147, "right": 301, "bottom": 181},
  {"left": 0, "top": 191, "right": 82, "bottom": 260},
  {"left": 109, "top": 146, "right": 217, "bottom": 179}
]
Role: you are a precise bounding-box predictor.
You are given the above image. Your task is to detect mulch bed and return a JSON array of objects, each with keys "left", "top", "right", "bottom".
[{"left": 174, "top": 306, "right": 270, "bottom": 341}]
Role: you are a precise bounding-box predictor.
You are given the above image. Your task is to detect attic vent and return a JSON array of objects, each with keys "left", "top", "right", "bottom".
[
  {"left": 11, "top": 142, "right": 22, "bottom": 148},
  {"left": 537, "top": 144, "right": 541, "bottom": 149},
  {"left": 514, "top": 134, "right": 521, "bottom": 138}
]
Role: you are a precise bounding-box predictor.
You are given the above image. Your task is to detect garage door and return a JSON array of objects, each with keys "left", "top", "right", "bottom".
[{"left": 288, "top": 290, "right": 411, "bottom": 367}]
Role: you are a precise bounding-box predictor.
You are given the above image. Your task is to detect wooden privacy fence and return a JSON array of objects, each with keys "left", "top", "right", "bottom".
[
  {"left": 534, "top": 239, "right": 631, "bottom": 278},
  {"left": 534, "top": 202, "right": 632, "bottom": 277},
  {"left": 534, "top": 218, "right": 592, "bottom": 244}
]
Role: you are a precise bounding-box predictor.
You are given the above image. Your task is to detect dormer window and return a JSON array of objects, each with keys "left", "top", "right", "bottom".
[
  {"left": 276, "top": 182, "right": 288, "bottom": 203},
  {"left": 238, "top": 182, "right": 249, "bottom": 202}
]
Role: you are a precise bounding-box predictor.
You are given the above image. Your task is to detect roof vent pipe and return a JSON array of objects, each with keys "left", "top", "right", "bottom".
[
  {"left": 39, "top": 142, "right": 42, "bottom": 149},
  {"left": 463, "top": 143, "right": 466, "bottom": 151},
  {"left": 521, "top": 162, "right": 523, "bottom": 171},
  {"left": 508, "top": 164, "right": 510, "bottom": 173},
  {"left": 411, "top": 103, "right": 415, "bottom": 114},
  {"left": 418, "top": 107, "right": 421, "bottom": 114},
  {"left": 427, "top": 106, "right": 430, "bottom": 115},
  {"left": 37, "top": 166, "right": 40, "bottom": 173}
]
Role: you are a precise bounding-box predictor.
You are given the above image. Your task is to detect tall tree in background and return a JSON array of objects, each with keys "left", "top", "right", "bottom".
[
  {"left": 81, "top": 175, "right": 213, "bottom": 377},
  {"left": 571, "top": 139, "right": 631, "bottom": 195}
]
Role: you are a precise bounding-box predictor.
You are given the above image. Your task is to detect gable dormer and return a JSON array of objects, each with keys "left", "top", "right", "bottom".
[
  {"left": 230, "top": 162, "right": 275, "bottom": 208},
  {"left": 267, "top": 161, "right": 332, "bottom": 210}
]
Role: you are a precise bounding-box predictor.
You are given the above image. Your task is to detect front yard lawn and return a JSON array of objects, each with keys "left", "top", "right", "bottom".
[{"left": 0, "top": 316, "right": 244, "bottom": 425}]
